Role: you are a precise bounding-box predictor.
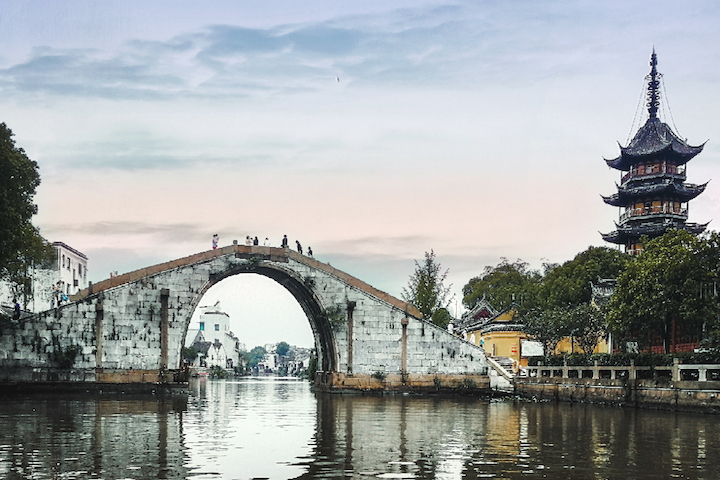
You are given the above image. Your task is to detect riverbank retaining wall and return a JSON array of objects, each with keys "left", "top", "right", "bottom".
[
  {"left": 516, "top": 364, "right": 720, "bottom": 413},
  {"left": 316, "top": 372, "right": 490, "bottom": 393}
]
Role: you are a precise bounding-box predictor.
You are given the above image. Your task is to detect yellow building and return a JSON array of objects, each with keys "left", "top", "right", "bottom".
[
  {"left": 455, "top": 298, "right": 541, "bottom": 368},
  {"left": 456, "top": 282, "right": 615, "bottom": 365},
  {"left": 553, "top": 336, "right": 610, "bottom": 355}
]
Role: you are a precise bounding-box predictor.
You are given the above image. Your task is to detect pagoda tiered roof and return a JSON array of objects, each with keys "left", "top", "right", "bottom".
[
  {"left": 601, "top": 220, "right": 709, "bottom": 245},
  {"left": 600, "top": 50, "right": 709, "bottom": 252},
  {"left": 602, "top": 179, "right": 707, "bottom": 207},
  {"left": 604, "top": 117, "right": 705, "bottom": 171}
]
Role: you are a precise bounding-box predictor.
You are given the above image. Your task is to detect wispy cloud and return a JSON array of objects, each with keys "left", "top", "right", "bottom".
[
  {"left": 0, "top": 3, "right": 587, "bottom": 102},
  {"left": 44, "top": 221, "right": 207, "bottom": 243}
]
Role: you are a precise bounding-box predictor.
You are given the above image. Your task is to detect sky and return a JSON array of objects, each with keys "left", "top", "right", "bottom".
[{"left": 3, "top": 1, "right": 720, "bottom": 349}]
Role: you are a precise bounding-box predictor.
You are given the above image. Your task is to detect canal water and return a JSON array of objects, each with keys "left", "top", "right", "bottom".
[{"left": 1, "top": 377, "right": 719, "bottom": 479}]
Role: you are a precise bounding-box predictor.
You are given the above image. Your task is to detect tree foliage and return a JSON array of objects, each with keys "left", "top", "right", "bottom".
[
  {"left": 243, "top": 346, "right": 267, "bottom": 369},
  {"left": 462, "top": 248, "right": 629, "bottom": 355},
  {"left": 402, "top": 250, "right": 453, "bottom": 327},
  {"left": 608, "top": 230, "right": 717, "bottom": 353},
  {"left": 698, "top": 231, "right": 720, "bottom": 348},
  {"left": 182, "top": 346, "right": 198, "bottom": 362},
  {"left": 539, "top": 247, "right": 629, "bottom": 309},
  {"left": 567, "top": 303, "right": 608, "bottom": 355},
  {"left": 462, "top": 259, "right": 541, "bottom": 314},
  {"left": 522, "top": 306, "right": 569, "bottom": 354},
  {"left": 0, "top": 123, "right": 55, "bottom": 304},
  {"left": 276, "top": 341, "right": 290, "bottom": 357}
]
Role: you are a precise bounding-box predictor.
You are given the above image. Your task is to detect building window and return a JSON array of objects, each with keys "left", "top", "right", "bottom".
[
  {"left": 215, "top": 324, "right": 220, "bottom": 331},
  {"left": 199, "top": 322, "right": 205, "bottom": 331}
]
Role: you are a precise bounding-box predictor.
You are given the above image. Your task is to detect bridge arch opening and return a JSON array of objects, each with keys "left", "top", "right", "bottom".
[{"left": 183, "top": 265, "right": 338, "bottom": 375}]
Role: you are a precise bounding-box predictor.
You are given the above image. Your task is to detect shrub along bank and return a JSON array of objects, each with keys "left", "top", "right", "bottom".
[{"left": 527, "top": 351, "right": 720, "bottom": 367}]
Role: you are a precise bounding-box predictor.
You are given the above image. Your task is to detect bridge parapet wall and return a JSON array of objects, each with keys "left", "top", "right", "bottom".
[{"left": 1, "top": 246, "right": 487, "bottom": 385}]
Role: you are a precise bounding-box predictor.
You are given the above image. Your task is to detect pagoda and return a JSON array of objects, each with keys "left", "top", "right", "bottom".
[{"left": 601, "top": 49, "right": 708, "bottom": 254}]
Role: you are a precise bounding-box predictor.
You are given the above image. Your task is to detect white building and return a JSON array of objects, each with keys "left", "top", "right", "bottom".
[
  {"left": 185, "top": 301, "right": 242, "bottom": 369},
  {"left": 53, "top": 242, "right": 89, "bottom": 297},
  {"left": 0, "top": 241, "right": 88, "bottom": 313}
]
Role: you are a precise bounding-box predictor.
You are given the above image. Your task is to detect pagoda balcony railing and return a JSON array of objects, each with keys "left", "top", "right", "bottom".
[
  {"left": 619, "top": 206, "right": 688, "bottom": 223},
  {"left": 621, "top": 165, "right": 685, "bottom": 184}
]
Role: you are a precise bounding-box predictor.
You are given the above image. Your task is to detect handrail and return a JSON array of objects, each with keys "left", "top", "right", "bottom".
[
  {"left": 619, "top": 206, "right": 687, "bottom": 223},
  {"left": 621, "top": 165, "right": 685, "bottom": 184},
  {"left": 524, "top": 362, "right": 720, "bottom": 382}
]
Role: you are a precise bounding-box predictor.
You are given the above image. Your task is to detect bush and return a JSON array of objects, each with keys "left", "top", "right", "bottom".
[
  {"left": 209, "top": 366, "right": 228, "bottom": 379},
  {"left": 307, "top": 355, "right": 317, "bottom": 382},
  {"left": 182, "top": 346, "right": 198, "bottom": 362}
]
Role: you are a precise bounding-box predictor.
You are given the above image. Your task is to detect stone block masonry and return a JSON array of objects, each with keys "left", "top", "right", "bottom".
[{"left": 0, "top": 246, "right": 488, "bottom": 391}]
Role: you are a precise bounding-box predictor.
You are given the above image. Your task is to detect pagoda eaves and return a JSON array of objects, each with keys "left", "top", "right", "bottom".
[
  {"left": 604, "top": 117, "right": 705, "bottom": 171},
  {"left": 602, "top": 179, "right": 707, "bottom": 207},
  {"left": 600, "top": 49, "right": 708, "bottom": 254}
]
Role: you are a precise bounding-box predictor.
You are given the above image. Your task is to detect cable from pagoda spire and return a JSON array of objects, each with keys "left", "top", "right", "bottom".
[
  {"left": 646, "top": 48, "right": 661, "bottom": 119},
  {"left": 660, "top": 74, "right": 682, "bottom": 138},
  {"left": 626, "top": 75, "right": 648, "bottom": 146}
]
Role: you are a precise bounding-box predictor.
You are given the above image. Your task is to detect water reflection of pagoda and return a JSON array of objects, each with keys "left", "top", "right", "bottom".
[{"left": 601, "top": 50, "right": 708, "bottom": 255}]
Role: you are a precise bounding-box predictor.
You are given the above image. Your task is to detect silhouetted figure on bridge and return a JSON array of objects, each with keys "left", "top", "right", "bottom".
[
  {"left": 253, "top": 236, "right": 259, "bottom": 246},
  {"left": 281, "top": 235, "right": 288, "bottom": 248},
  {"left": 296, "top": 240, "right": 303, "bottom": 255},
  {"left": 308, "top": 246, "right": 313, "bottom": 257}
]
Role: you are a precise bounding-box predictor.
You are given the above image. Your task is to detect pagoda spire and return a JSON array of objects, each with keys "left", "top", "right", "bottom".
[{"left": 646, "top": 48, "right": 660, "bottom": 119}]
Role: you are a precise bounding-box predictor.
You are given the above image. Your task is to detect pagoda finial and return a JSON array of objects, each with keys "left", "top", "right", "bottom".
[{"left": 646, "top": 48, "right": 660, "bottom": 119}]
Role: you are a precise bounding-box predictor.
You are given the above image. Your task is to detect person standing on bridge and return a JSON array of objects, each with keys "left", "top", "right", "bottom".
[
  {"left": 296, "top": 240, "right": 303, "bottom": 255},
  {"left": 212, "top": 234, "right": 219, "bottom": 250},
  {"left": 308, "top": 246, "right": 313, "bottom": 257},
  {"left": 281, "top": 235, "right": 288, "bottom": 248},
  {"left": 264, "top": 237, "right": 270, "bottom": 246},
  {"left": 253, "top": 236, "right": 259, "bottom": 246},
  {"left": 245, "top": 236, "right": 252, "bottom": 246}
]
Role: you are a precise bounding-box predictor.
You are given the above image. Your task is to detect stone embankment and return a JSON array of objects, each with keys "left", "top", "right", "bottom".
[
  {"left": 515, "top": 361, "right": 720, "bottom": 413},
  {"left": 315, "top": 372, "right": 490, "bottom": 393}
]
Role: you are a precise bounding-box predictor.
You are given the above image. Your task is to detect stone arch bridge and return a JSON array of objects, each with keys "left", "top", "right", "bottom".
[{"left": 0, "top": 246, "right": 488, "bottom": 391}]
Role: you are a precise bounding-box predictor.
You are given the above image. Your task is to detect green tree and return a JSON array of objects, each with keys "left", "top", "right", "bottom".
[
  {"left": 431, "top": 307, "right": 452, "bottom": 328},
  {"left": 243, "top": 346, "right": 267, "bottom": 369},
  {"left": 608, "top": 230, "right": 715, "bottom": 353},
  {"left": 698, "top": 231, "right": 720, "bottom": 348},
  {"left": 276, "top": 341, "right": 290, "bottom": 357},
  {"left": 182, "top": 346, "right": 198, "bottom": 362},
  {"left": 402, "top": 250, "right": 453, "bottom": 327},
  {"left": 0, "top": 123, "right": 55, "bottom": 306},
  {"left": 522, "top": 306, "right": 570, "bottom": 354},
  {"left": 539, "top": 247, "right": 629, "bottom": 309},
  {"left": 462, "top": 259, "right": 541, "bottom": 314},
  {"left": 519, "top": 247, "right": 628, "bottom": 354},
  {"left": 566, "top": 303, "right": 608, "bottom": 354}
]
